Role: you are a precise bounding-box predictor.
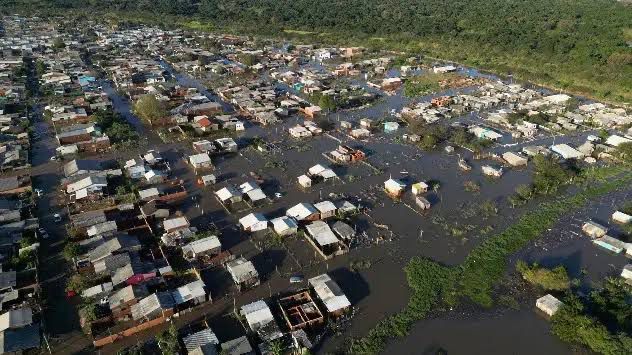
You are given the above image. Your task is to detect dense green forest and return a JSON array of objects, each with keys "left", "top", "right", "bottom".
[{"left": 5, "top": 0, "right": 632, "bottom": 102}]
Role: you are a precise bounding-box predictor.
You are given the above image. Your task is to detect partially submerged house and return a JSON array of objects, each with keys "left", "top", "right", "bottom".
[
  {"left": 189, "top": 153, "right": 213, "bottom": 171},
  {"left": 239, "top": 213, "right": 268, "bottom": 233},
  {"left": 502, "top": 152, "right": 528, "bottom": 167},
  {"left": 612, "top": 211, "right": 632, "bottom": 224},
  {"left": 183, "top": 328, "right": 220, "bottom": 354},
  {"left": 313, "top": 200, "right": 337, "bottom": 220},
  {"left": 163, "top": 216, "right": 190, "bottom": 234},
  {"left": 304, "top": 221, "right": 348, "bottom": 259},
  {"left": 172, "top": 280, "right": 209, "bottom": 306},
  {"left": 411, "top": 181, "right": 429, "bottom": 195},
  {"left": 415, "top": 196, "right": 432, "bottom": 210},
  {"left": 226, "top": 257, "right": 260, "bottom": 291},
  {"left": 297, "top": 175, "right": 312, "bottom": 188},
  {"left": 308, "top": 274, "right": 351, "bottom": 317},
  {"left": 307, "top": 164, "right": 337, "bottom": 182},
  {"left": 240, "top": 300, "right": 283, "bottom": 342},
  {"left": 271, "top": 216, "right": 298, "bottom": 236},
  {"left": 593, "top": 235, "right": 627, "bottom": 254},
  {"left": 551, "top": 144, "right": 584, "bottom": 160},
  {"left": 384, "top": 178, "right": 406, "bottom": 198},
  {"left": 482, "top": 165, "right": 503, "bottom": 178},
  {"left": 536, "top": 294, "right": 563, "bottom": 317},
  {"left": 215, "top": 186, "right": 243, "bottom": 205},
  {"left": 286, "top": 203, "right": 319, "bottom": 222},
  {"left": 182, "top": 236, "right": 222, "bottom": 261},
  {"left": 198, "top": 174, "right": 216, "bottom": 187},
  {"left": 331, "top": 221, "right": 355, "bottom": 242},
  {"left": 582, "top": 221, "right": 608, "bottom": 239},
  {"left": 130, "top": 292, "right": 175, "bottom": 321}
]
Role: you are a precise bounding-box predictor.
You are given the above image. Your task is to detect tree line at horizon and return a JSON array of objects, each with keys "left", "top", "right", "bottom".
[{"left": 6, "top": 0, "right": 632, "bottom": 102}]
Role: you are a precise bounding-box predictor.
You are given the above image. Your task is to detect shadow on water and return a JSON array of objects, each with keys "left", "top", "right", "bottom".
[
  {"left": 200, "top": 268, "right": 233, "bottom": 300},
  {"left": 206, "top": 309, "right": 247, "bottom": 342},
  {"left": 536, "top": 249, "right": 584, "bottom": 276},
  {"left": 219, "top": 172, "right": 238, "bottom": 181},
  {"left": 425, "top": 192, "right": 441, "bottom": 206},
  {"left": 421, "top": 344, "right": 449, "bottom": 355},
  {"left": 251, "top": 249, "right": 287, "bottom": 281},
  {"left": 329, "top": 267, "right": 370, "bottom": 305}
]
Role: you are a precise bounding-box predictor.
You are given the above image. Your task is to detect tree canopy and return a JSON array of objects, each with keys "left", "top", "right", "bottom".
[{"left": 132, "top": 94, "right": 167, "bottom": 124}]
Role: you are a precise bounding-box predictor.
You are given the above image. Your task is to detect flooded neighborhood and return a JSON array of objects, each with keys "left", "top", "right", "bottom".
[{"left": 0, "top": 14, "right": 631, "bottom": 355}]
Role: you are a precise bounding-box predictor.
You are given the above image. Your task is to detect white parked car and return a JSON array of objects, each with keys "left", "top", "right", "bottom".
[{"left": 587, "top": 135, "right": 601, "bottom": 142}]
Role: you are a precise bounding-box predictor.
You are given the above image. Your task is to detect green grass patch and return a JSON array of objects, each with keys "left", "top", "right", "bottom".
[{"left": 516, "top": 261, "right": 570, "bottom": 291}]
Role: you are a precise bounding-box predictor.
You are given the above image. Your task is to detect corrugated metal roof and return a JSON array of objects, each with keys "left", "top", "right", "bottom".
[
  {"left": 309, "top": 274, "right": 351, "bottom": 313},
  {"left": 131, "top": 292, "right": 175, "bottom": 320},
  {"left": 220, "top": 336, "right": 253, "bottom": 355},
  {"left": 172, "top": 280, "right": 206, "bottom": 305},
  {"left": 0, "top": 308, "right": 32, "bottom": 331},
  {"left": 182, "top": 236, "right": 221, "bottom": 255},
  {"left": 306, "top": 221, "right": 339, "bottom": 246},
  {"left": 0, "top": 323, "right": 40, "bottom": 353},
  {"left": 182, "top": 328, "right": 219, "bottom": 352},
  {"left": 163, "top": 216, "right": 189, "bottom": 232},
  {"left": 240, "top": 300, "right": 273, "bottom": 328},
  {"left": 108, "top": 285, "right": 149, "bottom": 310},
  {"left": 226, "top": 257, "right": 258, "bottom": 283}
]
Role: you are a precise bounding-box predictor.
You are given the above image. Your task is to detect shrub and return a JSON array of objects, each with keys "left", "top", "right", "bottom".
[{"left": 516, "top": 261, "right": 570, "bottom": 291}]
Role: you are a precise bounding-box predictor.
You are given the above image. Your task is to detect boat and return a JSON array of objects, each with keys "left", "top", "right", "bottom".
[{"left": 458, "top": 158, "right": 472, "bottom": 171}]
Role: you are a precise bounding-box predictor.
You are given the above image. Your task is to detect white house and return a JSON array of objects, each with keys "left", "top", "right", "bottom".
[
  {"left": 215, "top": 186, "right": 243, "bottom": 204},
  {"left": 287, "top": 203, "right": 319, "bottom": 222},
  {"left": 612, "top": 211, "right": 632, "bottom": 224},
  {"left": 239, "top": 213, "right": 268, "bottom": 232},
  {"left": 189, "top": 153, "right": 213, "bottom": 170},
  {"left": 181, "top": 236, "right": 221, "bottom": 261},
  {"left": 308, "top": 274, "right": 351, "bottom": 316},
  {"left": 163, "top": 216, "right": 190, "bottom": 233},
  {"left": 536, "top": 294, "right": 563, "bottom": 317},
  {"left": 297, "top": 174, "right": 312, "bottom": 188},
  {"left": 271, "top": 216, "right": 298, "bottom": 236},
  {"left": 240, "top": 300, "right": 282, "bottom": 342},
  {"left": 384, "top": 178, "right": 406, "bottom": 197},
  {"left": 551, "top": 144, "right": 584, "bottom": 160},
  {"left": 289, "top": 125, "right": 312, "bottom": 138},
  {"left": 605, "top": 134, "right": 632, "bottom": 147}
]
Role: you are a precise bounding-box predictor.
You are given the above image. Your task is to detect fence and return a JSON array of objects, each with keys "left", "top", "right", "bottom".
[{"left": 93, "top": 308, "right": 174, "bottom": 347}]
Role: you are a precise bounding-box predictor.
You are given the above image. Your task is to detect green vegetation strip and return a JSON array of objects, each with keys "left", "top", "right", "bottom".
[{"left": 350, "top": 171, "right": 632, "bottom": 354}]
